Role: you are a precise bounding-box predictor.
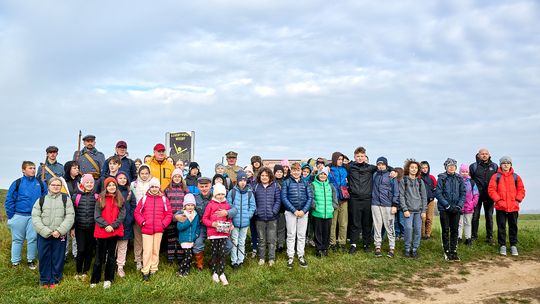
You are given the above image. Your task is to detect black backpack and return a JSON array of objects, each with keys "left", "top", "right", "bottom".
[
  {"left": 38, "top": 194, "right": 68, "bottom": 216},
  {"left": 13, "top": 178, "right": 45, "bottom": 212}
]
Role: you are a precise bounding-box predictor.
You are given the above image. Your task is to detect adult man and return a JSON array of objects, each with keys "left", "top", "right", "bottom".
[
  {"left": 36, "top": 146, "right": 64, "bottom": 183},
  {"left": 5, "top": 161, "right": 48, "bottom": 268},
  {"left": 470, "top": 148, "right": 498, "bottom": 243},
  {"left": 147, "top": 143, "right": 175, "bottom": 191},
  {"left": 101, "top": 140, "right": 137, "bottom": 182},
  {"left": 73, "top": 135, "right": 105, "bottom": 180},
  {"left": 224, "top": 151, "right": 242, "bottom": 184}
]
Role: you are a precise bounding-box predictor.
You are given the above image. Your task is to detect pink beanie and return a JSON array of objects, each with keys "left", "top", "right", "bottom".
[
  {"left": 281, "top": 159, "right": 290, "bottom": 168},
  {"left": 81, "top": 174, "right": 94, "bottom": 184},
  {"left": 172, "top": 168, "right": 183, "bottom": 177},
  {"left": 459, "top": 163, "right": 469, "bottom": 173}
]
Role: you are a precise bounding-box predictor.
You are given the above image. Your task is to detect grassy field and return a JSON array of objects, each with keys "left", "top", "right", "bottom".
[{"left": 0, "top": 189, "right": 539, "bottom": 304}]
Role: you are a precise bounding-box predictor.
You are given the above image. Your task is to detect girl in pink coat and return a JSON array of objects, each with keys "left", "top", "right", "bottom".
[{"left": 458, "top": 164, "right": 479, "bottom": 246}]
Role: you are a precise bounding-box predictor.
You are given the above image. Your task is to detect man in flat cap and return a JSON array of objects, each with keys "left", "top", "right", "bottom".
[
  {"left": 101, "top": 140, "right": 137, "bottom": 182},
  {"left": 37, "top": 146, "right": 64, "bottom": 183},
  {"left": 224, "top": 151, "right": 242, "bottom": 184},
  {"left": 73, "top": 134, "right": 105, "bottom": 180}
]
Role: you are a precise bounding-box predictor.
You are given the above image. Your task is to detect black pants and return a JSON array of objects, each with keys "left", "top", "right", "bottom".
[
  {"left": 472, "top": 195, "right": 494, "bottom": 239},
  {"left": 178, "top": 248, "right": 193, "bottom": 275},
  {"left": 348, "top": 198, "right": 372, "bottom": 246},
  {"left": 440, "top": 210, "right": 460, "bottom": 252},
  {"left": 91, "top": 237, "right": 118, "bottom": 284},
  {"left": 496, "top": 210, "right": 519, "bottom": 247},
  {"left": 210, "top": 238, "right": 226, "bottom": 275},
  {"left": 75, "top": 227, "right": 95, "bottom": 274},
  {"left": 313, "top": 217, "right": 332, "bottom": 251}
]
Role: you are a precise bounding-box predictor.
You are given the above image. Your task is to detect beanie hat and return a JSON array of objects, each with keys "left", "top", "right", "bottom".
[
  {"left": 149, "top": 178, "right": 160, "bottom": 188},
  {"left": 376, "top": 157, "right": 388, "bottom": 166},
  {"left": 244, "top": 165, "right": 254, "bottom": 174},
  {"left": 251, "top": 155, "right": 262, "bottom": 165},
  {"left": 273, "top": 164, "right": 284, "bottom": 174},
  {"left": 103, "top": 177, "right": 118, "bottom": 188},
  {"left": 189, "top": 162, "right": 200, "bottom": 170},
  {"left": 213, "top": 184, "right": 226, "bottom": 197},
  {"left": 499, "top": 156, "right": 512, "bottom": 164},
  {"left": 116, "top": 171, "right": 129, "bottom": 183},
  {"left": 281, "top": 159, "right": 290, "bottom": 168},
  {"left": 215, "top": 163, "right": 225, "bottom": 171},
  {"left": 301, "top": 162, "right": 312, "bottom": 172},
  {"left": 444, "top": 158, "right": 458, "bottom": 169},
  {"left": 183, "top": 193, "right": 196, "bottom": 207},
  {"left": 172, "top": 168, "right": 183, "bottom": 178},
  {"left": 212, "top": 174, "right": 225, "bottom": 185},
  {"left": 81, "top": 174, "right": 94, "bottom": 184},
  {"left": 237, "top": 170, "right": 247, "bottom": 181},
  {"left": 317, "top": 166, "right": 329, "bottom": 176},
  {"left": 459, "top": 164, "right": 469, "bottom": 173}
]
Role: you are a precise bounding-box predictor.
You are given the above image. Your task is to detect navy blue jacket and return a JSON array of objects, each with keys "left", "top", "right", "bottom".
[
  {"left": 435, "top": 172, "right": 466, "bottom": 212},
  {"left": 253, "top": 182, "right": 281, "bottom": 221},
  {"left": 281, "top": 178, "right": 313, "bottom": 214},
  {"left": 371, "top": 170, "right": 399, "bottom": 207},
  {"left": 118, "top": 184, "right": 136, "bottom": 240},
  {"left": 102, "top": 155, "right": 138, "bottom": 183}
]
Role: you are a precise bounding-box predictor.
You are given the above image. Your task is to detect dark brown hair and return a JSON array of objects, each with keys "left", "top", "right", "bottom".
[
  {"left": 404, "top": 160, "right": 421, "bottom": 178},
  {"left": 354, "top": 146, "right": 366, "bottom": 155},
  {"left": 257, "top": 167, "right": 275, "bottom": 184},
  {"left": 22, "top": 161, "right": 35, "bottom": 170}
]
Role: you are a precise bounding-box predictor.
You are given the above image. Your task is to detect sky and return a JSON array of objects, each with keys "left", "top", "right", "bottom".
[{"left": 1, "top": 1, "right": 539, "bottom": 210}]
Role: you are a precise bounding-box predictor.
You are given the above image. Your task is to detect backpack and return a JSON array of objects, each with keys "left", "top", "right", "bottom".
[
  {"left": 139, "top": 194, "right": 168, "bottom": 213},
  {"left": 38, "top": 193, "right": 68, "bottom": 216},
  {"left": 75, "top": 193, "right": 101, "bottom": 208},
  {"left": 495, "top": 172, "right": 518, "bottom": 191},
  {"left": 403, "top": 176, "right": 423, "bottom": 196},
  {"left": 230, "top": 188, "right": 253, "bottom": 203},
  {"left": 13, "top": 177, "right": 45, "bottom": 212}
]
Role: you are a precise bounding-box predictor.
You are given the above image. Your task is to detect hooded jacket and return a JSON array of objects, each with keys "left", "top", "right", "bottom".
[
  {"left": 63, "top": 160, "right": 81, "bottom": 197},
  {"left": 131, "top": 165, "right": 158, "bottom": 203},
  {"left": 134, "top": 190, "right": 173, "bottom": 235},
  {"left": 419, "top": 161, "right": 437, "bottom": 202},
  {"left": 372, "top": 170, "right": 399, "bottom": 208},
  {"left": 488, "top": 168, "right": 526, "bottom": 213},
  {"left": 227, "top": 185, "right": 256, "bottom": 227},
  {"left": 118, "top": 184, "right": 136, "bottom": 240},
  {"left": 462, "top": 176, "right": 479, "bottom": 214},
  {"left": 202, "top": 199, "right": 232, "bottom": 238},
  {"left": 329, "top": 152, "right": 349, "bottom": 201},
  {"left": 435, "top": 172, "right": 466, "bottom": 212},
  {"left": 399, "top": 176, "right": 427, "bottom": 213},
  {"left": 470, "top": 154, "right": 498, "bottom": 198}
]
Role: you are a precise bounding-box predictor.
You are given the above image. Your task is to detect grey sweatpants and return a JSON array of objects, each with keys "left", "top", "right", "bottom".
[{"left": 371, "top": 205, "right": 395, "bottom": 249}]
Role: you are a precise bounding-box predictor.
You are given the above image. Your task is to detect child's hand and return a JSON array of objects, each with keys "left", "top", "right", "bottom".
[
  {"left": 212, "top": 221, "right": 218, "bottom": 228},
  {"left": 229, "top": 224, "right": 235, "bottom": 233},
  {"left": 175, "top": 213, "right": 187, "bottom": 222},
  {"left": 404, "top": 211, "right": 411, "bottom": 218},
  {"left": 105, "top": 225, "right": 114, "bottom": 233},
  {"left": 391, "top": 207, "right": 397, "bottom": 215},
  {"left": 421, "top": 213, "right": 426, "bottom": 220}
]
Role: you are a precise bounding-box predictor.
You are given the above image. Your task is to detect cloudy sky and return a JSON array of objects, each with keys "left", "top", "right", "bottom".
[{"left": 1, "top": 1, "right": 539, "bottom": 210}]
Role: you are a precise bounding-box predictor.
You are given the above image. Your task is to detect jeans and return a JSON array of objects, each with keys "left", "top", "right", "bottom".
[
  {"left": 403, "top": 212, "right": 422, "bottom": 252},
  {"left": 394, "top": 210, "right": 405, "bottom": 238},
  {"left": 230, "top": 227, "right": 248, "bottom": 264},
  {"left": 440, "top": 210, "right": 460, "bottom": 252},
  {"left": 7, "top": 214, "right": 37, "bottom": 264},
  {"left": 37, "top": 235, "right": 67, "bottom": 285},
  {"left": 193, "top": 225, "right": 233, "bottom": 254},
  {"left": 256, "top": 220, "right": 277, "bottom": 260},
  {"left": 277, "top": 213, "right": 286, "bottom": 248}
]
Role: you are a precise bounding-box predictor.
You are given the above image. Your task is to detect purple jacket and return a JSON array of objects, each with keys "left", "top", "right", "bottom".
[{"left": 462, "top": 177, "right": 479, "bottom": 214}]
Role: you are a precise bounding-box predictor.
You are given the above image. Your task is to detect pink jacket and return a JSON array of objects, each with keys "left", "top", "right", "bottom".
[
  {"left": 202, "top": 199, "right": 232, "bottom": 239},
  {"left": 462, "top": 177, "right": 479, "bottom": 214},
  {"left": 134, "top": 191, "right": 173, "bottom": 235}
]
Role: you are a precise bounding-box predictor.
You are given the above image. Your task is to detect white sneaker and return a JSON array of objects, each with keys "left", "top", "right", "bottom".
[
  {"left": 511, "top": 246, "right": 519, "bottom": 256},
  {"left": 499, "top": 246, "right": 507, "bottom": 256},
  {"left": 136, "top": 261, "right": 143, "bottom": 271},
  {"left": 268, "top": 260, "right": 275, "bottom": 267},
  {"left": 219, "top": 274, "right": 229, "bottom": 286},
  {"left": 117, "top": 267, "right": 125, "bottom": 278},
  {"left": 258, "top": 259, "right": 265, "bottom": 266},
  {"left": 251, "top": 250, "right": 257, "bottom": 258},
  {"left": 90, "top": 283, "right": 97, "bottom": 288},
  {"left": 81, "top": 274, "right": 88, "bottom": 280},
  {"left": 103, "top": 281, "right": 111, "bottom": 289},
  {"left": 212, "top": 273, "right": 220, "bottom": 283}
]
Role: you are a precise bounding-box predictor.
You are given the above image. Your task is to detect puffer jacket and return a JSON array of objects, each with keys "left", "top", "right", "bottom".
[
  {"left": 470, "top": 155, "right": 498, "bottom": 198},
  {"left": 372, "top": 170, "right": 399, "bottom": 207},
  {"left": 462, "top": 177, "right": 479, "bottom": 214},
  {"left": 311, "top": 178, "right": 338, "bottom": 219},
  {"left": 328, "top": 166, "right": 348, "bottom": 201},
  {"left": 176, "top": 211, "right": 200, "bottom": 243},
  {"left": 253, "top": 182, "right": 281, "bottom": 221},
  {"left": 118, "top": 184, "right": 136, "bottom": 240},
  {"left": 94, "top": 195, "right": 126, "bottom": 238},
  {"left": 435, "top": 172, "right": 466, "bottom": 212},
  {"left": 347, "top": 161, "right": 377, "bottom": 200},
  {"left": 31, "top": 193, "right": 75, "bottom": 238},
  {"left": 72, "top": 191, "right": 99, "bottom": 229},
  {"left": 281, "top": 177, "right": 313, "bottom": 214},
  {"left": 227, "top": 185, "right": 256, "bottom": 227},
  {"left": 134, "top": 191, "right": 173, "bottom": 235},
  {"left": 399, "top": 176, "right": 427, "bottom": 213},
  {"left": 202, "top": 199, "right": 232, "bottom": 238},
  {"left": 488, "top": 168, "right": 526, "bottom": 213}
]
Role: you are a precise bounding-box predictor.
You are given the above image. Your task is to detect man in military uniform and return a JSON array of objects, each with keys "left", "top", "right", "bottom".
[
  {"left": 224, "top": 151, "right": 242, "bottom": 184},
  {"left": 37, "top": 146, "right": 64, "bottom": 183},
  {"left": 72, "top": 134, "right": 105, "bottom": 180}
]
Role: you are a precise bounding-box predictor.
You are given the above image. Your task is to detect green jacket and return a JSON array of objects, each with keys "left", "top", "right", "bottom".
[
  {"left": 311, "top": 178, "right": 338, "bottom": 219},
  {"left": 31, "top": 193, "right": 75, "bottom": 238}
]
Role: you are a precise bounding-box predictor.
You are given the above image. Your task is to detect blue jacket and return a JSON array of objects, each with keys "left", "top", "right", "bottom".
[
  {"left": 281, "top": 178, "right": 313, "bottom": 214},
  {"left": 73, "top": 147, "right": 105, "bottom": 176},
  {"left": 118, "top": 185, "right": 136, "bottom": 240},
  {"left": 227, "top": 185, "right": 256, "bottom": 227},
  {"left": 328, "top": 166, "right": 348, "bottom": 200},
  {"left": 435, "top": 172, "right": 466, "bottom": 212},
  {"left": 372, "top": 170, "right": 399, "bottom": 207},
  {"left": 102, "top": 155, "right": 137, "bottom": 182},
  {"left": 36, "top": 160, "right": 64, "bottom": 183},
  {"left": 5, "top": 175, "right": 47, "bottom": 219},
  {"left": 176, "top": 211, "right": 200, "bottom": 243},
  {"left": 253, "top": 182, "right": 281, "bottom": 221}
]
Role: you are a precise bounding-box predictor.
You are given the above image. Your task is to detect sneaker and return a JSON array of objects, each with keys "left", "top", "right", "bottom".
[
  {"left": 268, "top": 260, "right": 275, "bottom": 267},
  {"left": 136, "top": 261, "right": 143, "bottom": 271},
  {"left": 90, "top": 283, "right": 97, "bottom": 288},
  {"left": 349, "top": 245, "right": 357, "bottom": 255},
  {"left": 486, "top": 237, "right": 494, "bottom": 245},
  {"left": 117, "top": 267, "right": 125, "bottom": 278},
  {"left": 81, "top": 274, "right": 88, "bottom": 280},
  {"left": 258, "top": 259, "right": 265, "bottom": 266},
  {"left": 387, "top": 249, "right": 395, "bottom": 258},
  {"left": 499, "top": 246, "right": 507, "bottom": 256},
  {"left": 142, "top": 273, "right": 150, "bottom": 281},
  {"left": 219, "top": 274, "right": 229, "bottom": 286},
  {"left": 444, "top": 251, "right": 450, "bottom": 261},
  {"left": 511, "top": 246, "right": 519, "bottom": 256},
  {"left": 404, "top": 250, "right": 411, "bottom": 258},
  {"left": 452, "top": 252, "right": 461, "bottom": 261},
  {"left": 330, "top": 245, "right": 337, "bottom": 252},
  {"left": 298, "top": 256, "right": 308, "bottom": 268},
  {"left": 315, "top": 250, "right": 322, "bottom": 258},
  {"left": 374, "top": 248, "right": 383, "bottom": 257},
  {"left": 176, "top": 271, "right": 185, "bottom": 277},
  {"left": 287, "top": 258, "right": 294, "bottom": 269},
  {"left": 28, "top": 261, "right": 37, "bottom": 270},
  {"left": 323, "top": 250, "right": 329, "bottom": 257},
  {"left": 411, "top": 250, "right": 419, "bottom": 258},
  {"left": 49, "top": 283, "right": 57, "bottom": 289},
  {"left": 464, "top": 239, "right": 472, "bottom": 246},
  {"left": 251, "top": 250, "right": 257, "bottom": 259},
  {"left": 212, "top": 273, "right": 220, "bottom": 283},
  {"left": 231, "top": 263, "right": 239, "bottom": 270},
  {"left": 363, "top": 245, "right": 370, "bottom": 253},
  {"left": 12, "top": 263, "right": 19, "bottom": 268},
  {"left": 103, "top": 281, "right": 111, "bottom": 289}
]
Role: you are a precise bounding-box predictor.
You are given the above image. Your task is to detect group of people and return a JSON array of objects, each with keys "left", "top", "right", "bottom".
[{"left": 3, "top": 134, "right": 527, "bottom": 288}]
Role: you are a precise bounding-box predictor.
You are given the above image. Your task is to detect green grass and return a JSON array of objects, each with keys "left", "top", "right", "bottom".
[{"left": 1, "top": 189, "right": 539, "bottom": 303}]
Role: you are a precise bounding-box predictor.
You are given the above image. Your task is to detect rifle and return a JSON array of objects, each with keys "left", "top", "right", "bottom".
[
  {"left": 75, "top": 130, "right": 82, "bottom": 163},
  {"left": 41, "top": 155, "right": 47, "bottom": 182}
]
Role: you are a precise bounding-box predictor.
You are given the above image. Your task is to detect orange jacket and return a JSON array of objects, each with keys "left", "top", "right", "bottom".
[
  {"left": 147, "top": 157, "right": 175, "bottom": 191},
  {"left": 488, "top": 168, "right": 525, "bottom": 212}
]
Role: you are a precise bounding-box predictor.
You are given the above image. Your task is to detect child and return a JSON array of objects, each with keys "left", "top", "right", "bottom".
[
  {"left": 252, "top": 168, "right": 281, "bottom": 266},
  {"left": 399, "top": 160, "right": 427, "bottom": 258},
  {"left": 371, "top": 157, "right": 399, "bottom": 258},
  {"left": 488, "top": 156, "right": 526, "bottom": 256},
  {"left": 273, "top": 165, "right": 287, "bottom": 252},
  {"left": 228, "top": 171, "right": 256, "bottom": 268},
  {"left": 435, "top": 158, "right": 466, "bottom": 261},
  {"left": 31, "top": 177, "right": 75, "bottom": 288},
  {"left": 175, "top": 193, "right": 199, "bottom": 276},
  {"left": 202, "top": 184, "right": 233, "bottom": 285},
  {"left": 420, "top": 161, "right": 437, "bottom": 240},
  {"left": 134, "top": 158, "right": 143, "bottom": 172},
  {"left": 215, "top": 163, "right": 233, "bottom": 190},
  {"left": 281, "top": 159, "right": 291, "bottom": 179},
  {"left": 244, "top": 165, "right": 256, "bottom": 186},
  {"left": 311, "top": 167, "right": 338, "bottom": 257},
  {"left": 393, "top": 167, "right": 405, "bottom": 240},
  {"left": 131, "top": 164, "right": 158, "bottom": 270},
  {"left": 244, "top": 164, "right": 257, "bottom": 257},
  {"left": 164, "top": 169, "right": 189, "bottom": 264},
  {"left": 115, "top": 172, "right": 137, "bottom": 277},
  {"left": 458, "top": 164, "right": 479, "bottom": 246},
  {"left": 72, "top": 174, "right": 99, "bottom": 279},
  {"left": 301, "top": 162, "right": 313, "bottom": 183},
  {"left": 96, "top": 156, "right": 122, "bottom": 193},
  {"left": 134, "top": 179, "right": 173, "bottom": 281},
  {"left": 251, "top": 155, "right": 263, "bottom": 178},
  {"left": 185, "top": 162, "right": 201, "bottom": 195},
  {"left": 212, "top": 174, "right": 225, "bottom": 187},
  {"left": 175, "top": 159, "right": 186, "bottom": 177},
  {"left": 281, "top": 162, "right": 313, "bottom": 268},
  {"left": 91, "top": 177, "right": 126, "bottom": 289},
  {"left": 328, "top": 152, "right": 349, "bottom": 252}
]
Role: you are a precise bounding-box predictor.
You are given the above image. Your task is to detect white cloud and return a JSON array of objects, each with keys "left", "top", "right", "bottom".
[{"left": 253, "top": 85, "right": 276, "bottom": 97}]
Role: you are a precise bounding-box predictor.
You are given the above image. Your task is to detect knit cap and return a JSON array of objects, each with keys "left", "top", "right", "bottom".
[
  {"left": 81, "top": 174, "right": 94, "bottom": 184},
  {"left": 499, "top": 156, "right": 512, "bottom": 165},
  {"left": 281, "top": 159, "right": 290, "bottom": 168},
  {"left": 317, "top": 167, "right": 329, "bottom": 176},
  {"left": 376, "top": 157, "right": 388, "bottom": 166},
  {"left": 183, "top": 193, "right": 196, "bottom": 207},
  {"left": 149, "top": 178, "right": 160, "bottom": 188},
  {"left": 172, "top": 168, "right": 183, "bottom": 177},
  {"left": 444, "top": 158, "right": 458, "bottom": 169},
  {"left": 459, "top": 164, "right": 469, "bottom": 173},
  {"left": 237, "top": 170, "right": 247, "bottom": 181},
  {"left": 213, "top": 184, "right": 227, "bottom": 197}
]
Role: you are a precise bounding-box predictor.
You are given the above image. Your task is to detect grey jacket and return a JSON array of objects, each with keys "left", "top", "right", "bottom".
[
  {"left": 32, "top": 193, "right": 75, "bottom": 238},
  {"left": 399, "top": 176, "right": 427, "bottom": 213}
]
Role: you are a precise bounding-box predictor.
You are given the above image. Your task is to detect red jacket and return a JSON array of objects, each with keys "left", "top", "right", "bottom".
[
  {"left": 134, "top": 191, "right": 173, "bottom": 235},
  {"left": 488, "top": 168, "right": 526, "bottom": 213},
  {"left": 94, "top": 195, "right": 125, "bottom": 239},
  {"left": 202, "top": 199, "right": 232, "bottom": 238}
]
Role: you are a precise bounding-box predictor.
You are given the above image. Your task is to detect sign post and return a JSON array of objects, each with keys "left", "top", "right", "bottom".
[{"left": 165, "top": 131, "right": 195, "bottom": 164}]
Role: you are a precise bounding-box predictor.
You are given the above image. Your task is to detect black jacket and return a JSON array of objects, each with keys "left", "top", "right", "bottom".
[
  {"left": 347, "top": 161, "right": 377, "bottom": 200},
  {"left": 72, "top": 191, "right": 98, "bottom": 230},
  {"left": 469, "top": 155, "right": 498, "bottom": 198}
]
